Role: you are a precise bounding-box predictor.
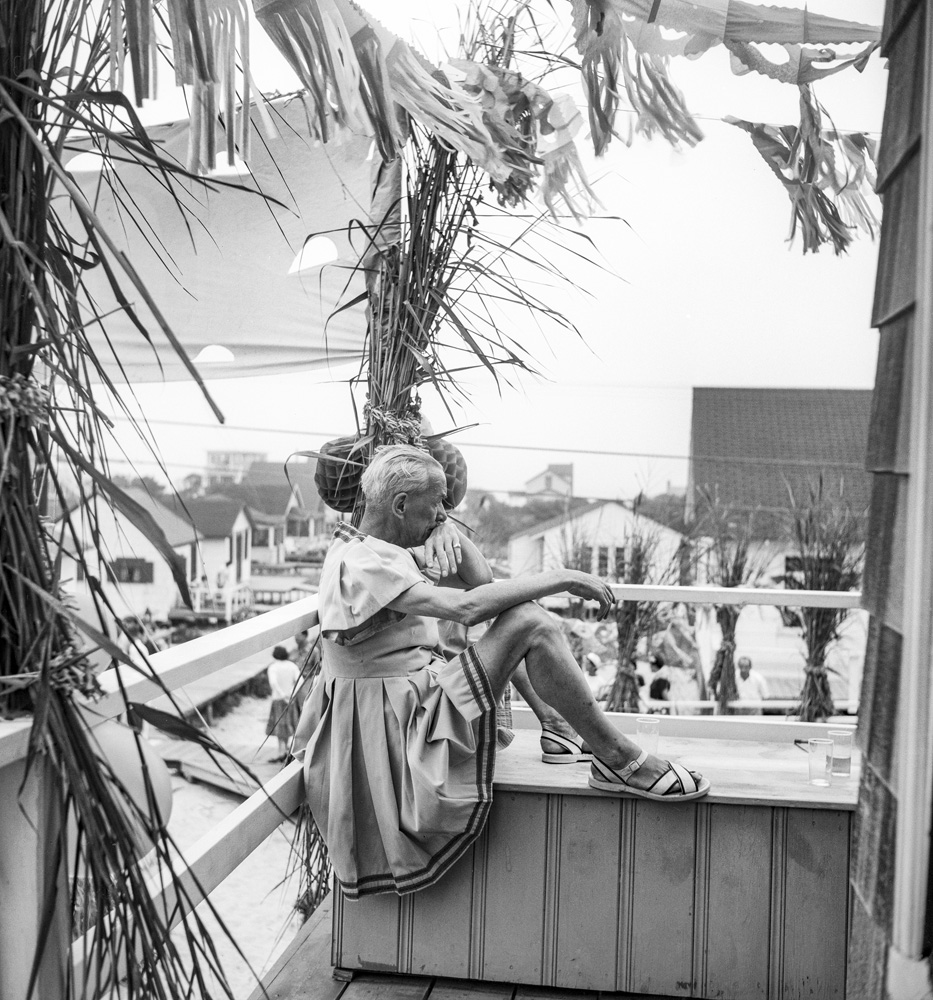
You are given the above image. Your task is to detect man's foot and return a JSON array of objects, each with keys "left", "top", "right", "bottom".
[{"left": 589, "top": 751, "right": 709, "bottom": 801}]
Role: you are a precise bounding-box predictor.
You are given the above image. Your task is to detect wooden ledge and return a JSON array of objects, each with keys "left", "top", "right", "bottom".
[{"left": 495, "top": 730, "right": 860, "bottom": 810}]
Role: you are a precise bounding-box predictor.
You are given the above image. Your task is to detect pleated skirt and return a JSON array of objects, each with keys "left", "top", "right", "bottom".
[{"left": 300, "top": 644, "right": 507, "bottom": 898}]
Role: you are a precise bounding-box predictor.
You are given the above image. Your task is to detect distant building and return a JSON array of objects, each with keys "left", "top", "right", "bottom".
[
  {"left": 525, "top": 463, "right": 573, "bottom": 499},
  {"left": 161, "top": 495, "right": 253, "bottom": 589},
  {"left": 507, "top": 499, "right": 683, "bottom": 582},
  {"left": 58, "top": 486, "right": 201, "bottom": 623},
  {"left": 687, "top": 387, "right": 872, "bottom": 534},
  {"left": 687, "top": 387, "right": 871, "bottom": 702},
  {"left": 243, "top": 459, "right": 336, "bottom": 548},
  {"left": 205, "top": 450, "right": 267, "bottom": 486}
]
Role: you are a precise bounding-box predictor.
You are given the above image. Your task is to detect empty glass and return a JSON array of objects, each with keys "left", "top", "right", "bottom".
[
  {"left": 827, "top": 728, "right": 855, "bottom": 780},
  {"left": 636, "top": 716, "right": 660, "bottom": 756},
  {"left": 807, "top": 738, "right": 834, "bottom": 786}
]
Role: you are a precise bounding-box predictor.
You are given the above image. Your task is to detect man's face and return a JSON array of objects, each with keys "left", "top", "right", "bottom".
[
  {"left": 738, "top": 659, "right": 751, "bottom": 679},
  {"left": 399, "top": 469, "right": 448, "bottom": 547}
]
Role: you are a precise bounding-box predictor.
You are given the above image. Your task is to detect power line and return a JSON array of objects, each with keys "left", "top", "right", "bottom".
[{"left": 105, "top": 417, "right": 864, "bottom": 470}]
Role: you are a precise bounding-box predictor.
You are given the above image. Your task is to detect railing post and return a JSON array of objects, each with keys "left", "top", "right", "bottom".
[{"left": 0, "top": 755, "right": 69, "bottom": 1000}]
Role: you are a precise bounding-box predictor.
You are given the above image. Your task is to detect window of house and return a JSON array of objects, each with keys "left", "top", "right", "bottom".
[
  {"left": 287, "top": 516, "right": 310, "bottom": 538},
  {"left": 107, "top": 558, "right": 154, "bottom": 584},
  {"left": 189, "top": 543, "right": 198, "bottom": 583},
  {"left": 274, "top": 526, "right": 285, "bottom": 545},
  {"left": 253, "top": 527, "right": 269, "bottom": 547},
  {"left": 544, "top": 474, "right": 552, "bottom": 490},
  {"left": 580, "top": 545, "right": 593, "bottom": 573},
  {"left": 614, "top": 546, "right": 626, "bottom": 580},
  {"left": 597, "top": 546, "right": 609, "bottom": 577}
]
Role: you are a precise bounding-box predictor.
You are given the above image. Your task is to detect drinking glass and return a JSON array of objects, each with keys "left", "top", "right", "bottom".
[
  {"left": 827, "top": 728, "right": 855, "bottom": 780},
  {"left": 636, "top": 716, "right": 660, "bottom": 756},
  {"left": 807, "top": 738, "right": 833, "bottom": 786}
]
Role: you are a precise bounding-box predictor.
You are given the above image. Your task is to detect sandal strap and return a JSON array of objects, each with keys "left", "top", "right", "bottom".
[
  {"left": 540, "top": 730, "right": 584, "bottom": 755},
  {"left": 612, "top": 749, "right": 648, "bottom": 781},
  {"left": 647, "top": 761, "right": 698, "bottom": 797}
]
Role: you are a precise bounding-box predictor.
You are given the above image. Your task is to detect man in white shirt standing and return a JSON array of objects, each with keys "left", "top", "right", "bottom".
[{"left": 735, "top": 656, "right": 768, "bottom": 715}]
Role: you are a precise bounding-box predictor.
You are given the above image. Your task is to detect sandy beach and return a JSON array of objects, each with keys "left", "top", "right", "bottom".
[{"left": 156, "top": 693, "right": 306, "bottom": 998}]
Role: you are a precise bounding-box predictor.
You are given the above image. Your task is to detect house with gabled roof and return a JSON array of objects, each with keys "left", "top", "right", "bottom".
[
  {"left": 206, "top": 476, "right": 298, "bottom": 565},
  {"left": 525, "top": 463, "right": 573, "bottom": 499},
  {"left": 507, "top": 499, "right": 684, "bottom": 595},
  {"left": 57, "top": 485, "right": 202, "bottom": 624},
  {"left": 242, "top": 459, "right": 335, "bottom": 551},
  {"left": 160, "top": 495, "right": 253, "bottom": 590}
]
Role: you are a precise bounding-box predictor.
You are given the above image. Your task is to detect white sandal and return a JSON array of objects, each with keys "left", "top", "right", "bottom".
[
  {"left": 588, "top": 750, "right": 711, "bottom": 801},
  {"left": 540, "top": 729, "right": 593, "bottom": 764}
]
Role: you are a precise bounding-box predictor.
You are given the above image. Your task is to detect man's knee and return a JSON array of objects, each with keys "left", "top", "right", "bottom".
[{"left": 498, "top": 602, "right": 560, "bottom": 644}]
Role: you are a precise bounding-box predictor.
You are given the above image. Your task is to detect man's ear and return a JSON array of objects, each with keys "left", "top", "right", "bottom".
[{"left": 391, "top": 492, "right": 408, "bottom": 519}]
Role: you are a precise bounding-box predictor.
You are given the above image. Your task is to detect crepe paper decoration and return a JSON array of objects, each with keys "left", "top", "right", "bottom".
[
  {"left": 539, "top": 93, "right": 603, "bottom": 222},
  {"left": 572, "top": 0, "right": 703, "bottom": 154},
  {"left": 571, "top": 0, "right": 880, "bottom": 155},
  {"left": 603, "top": 0, "right": 880, "bottom": 46},
  {"left": 726, "top": 39, "right": 878, "bottom": 86},
  {"left": 446, "top": 60, "right": 598, "bottom": 216},
  {"left": 726, "top": 86, "right": 880, "bottom": 255},
  {"left": 622, "top": 46, "right": 704, "bottom": 147},
  {"left": 254, "top": 0, "right": 596, "bottom": 220},
  {"left": 153, "top": 0, "right": 255, "bottom": 173}
]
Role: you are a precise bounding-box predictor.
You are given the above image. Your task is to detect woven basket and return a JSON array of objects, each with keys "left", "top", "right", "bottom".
[
  {"left": 427, "top": 437, "right": 468, "bottom": 510},
  {"left": 313, "top": 435, "right": 364, "bottom": 512}
]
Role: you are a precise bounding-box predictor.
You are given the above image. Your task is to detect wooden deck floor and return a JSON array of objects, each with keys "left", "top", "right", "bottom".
[{"left": 251, "top": 894, "right": 684, "bottom": 1000}]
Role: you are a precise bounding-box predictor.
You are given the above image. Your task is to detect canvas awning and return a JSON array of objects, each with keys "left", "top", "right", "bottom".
[{"left": 67, "top": 94, "right": 373, "bottom": 381}]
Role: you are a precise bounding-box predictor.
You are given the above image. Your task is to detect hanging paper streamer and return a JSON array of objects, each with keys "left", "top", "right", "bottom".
[
  {"left": 727, "top": 85, "right": 879, "bottom": 255},
  {"left": 726, "top": 40, "right": 878, "bottom": 85},
  {"left": 571, "top": 0, "right": 880, "bottom": 155}
]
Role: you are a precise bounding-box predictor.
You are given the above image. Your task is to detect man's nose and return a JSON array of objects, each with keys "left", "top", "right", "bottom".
[{"left": 436, "top": 509, "right": 447, "bottom": 522}]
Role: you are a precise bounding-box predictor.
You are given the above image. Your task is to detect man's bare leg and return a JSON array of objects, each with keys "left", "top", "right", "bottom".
[
  {"left": 510, "top": 664, "right": 589, "bottom": 756},
  {"left": 475, "top": 602, "right": 676, "bottom": 787}
]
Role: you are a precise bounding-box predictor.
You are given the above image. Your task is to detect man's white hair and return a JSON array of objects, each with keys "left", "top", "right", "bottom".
[{"left": 360, "top": 445, "right": 444, "bottom": 510}]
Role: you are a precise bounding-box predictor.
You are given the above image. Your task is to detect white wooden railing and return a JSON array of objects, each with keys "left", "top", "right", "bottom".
[{"left": 0, "top": 584, "right": 863, "bottom": 997}]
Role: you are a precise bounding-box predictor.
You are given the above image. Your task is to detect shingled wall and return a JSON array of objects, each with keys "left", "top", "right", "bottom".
[{"left": 849, "top": 2, "right": 927, "bottom": 994}]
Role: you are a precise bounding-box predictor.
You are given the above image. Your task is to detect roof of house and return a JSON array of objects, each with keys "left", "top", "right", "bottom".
[
  {"left": 161, "top": 495, "right": 251, "bottom": 538},
  {"left": 526, "top": 464, "right": 573, "bottom": 485},
  {"left": 209, "top": 481, "right": 295, "bottom": 520},
  {"left": 246, "top": 459, "right": 328, "bottom": 515},
  {"left": 508, "top": 499, "right": 671, "bottom": 541},
  {"left": 689, "top": 387, "right": 873, "bottom": 521},
  {"left": 121, "top": 487, "right": 202, "bottom": 548}
]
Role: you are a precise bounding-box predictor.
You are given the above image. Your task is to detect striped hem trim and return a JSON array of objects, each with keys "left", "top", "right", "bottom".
[{"left": 335, "top": 644, "right": 498, "bottom": 899}]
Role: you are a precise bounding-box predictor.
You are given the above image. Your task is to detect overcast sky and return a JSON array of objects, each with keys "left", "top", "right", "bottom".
[{"left": 102, "top": 0, "right": 887, "bottom": 501}]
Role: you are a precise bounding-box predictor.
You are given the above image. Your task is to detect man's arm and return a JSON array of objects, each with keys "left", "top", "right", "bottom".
[
  {"left": 422, "top": 522, "right": 493, "bottom": 588},
  {"left": 387, "top": 567, "right": 615, "bottom": 626}
]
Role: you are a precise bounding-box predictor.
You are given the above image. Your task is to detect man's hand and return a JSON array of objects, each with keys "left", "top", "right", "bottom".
[
  {"left": 565, "top": 570, "right": 617, "bottom": 620},
  {"left": 424, "top": 523, "right": 463, "bottom": 578}
]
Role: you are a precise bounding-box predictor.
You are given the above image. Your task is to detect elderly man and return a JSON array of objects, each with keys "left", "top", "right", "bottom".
[
  {"left": 736, "top": 655, "right": 768, "bottom": 714},
  {"left": 293, "top": 445, "right": 708, "bottom": 899}
]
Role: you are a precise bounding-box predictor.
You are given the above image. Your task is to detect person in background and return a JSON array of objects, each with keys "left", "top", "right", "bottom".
[
  {"left": 266, "top": 645, "right": 301, "bottom": 762},
  {"left": 735, "top": 655, "right": 768, "bottom": 715}
]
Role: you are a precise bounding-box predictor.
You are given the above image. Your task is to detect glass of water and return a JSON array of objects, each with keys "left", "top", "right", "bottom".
[
  {"left": 636, "top": 716, "right": 660, "bottom": 756},
  {"left": 807, "top": 738, "right": 833, "bottom": 786},
  {"left": 827, "top": 728, "right": 855, "bottom": 780}
]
